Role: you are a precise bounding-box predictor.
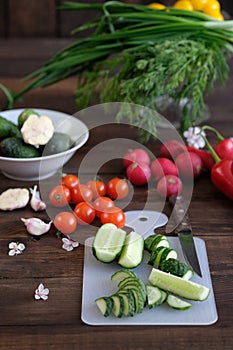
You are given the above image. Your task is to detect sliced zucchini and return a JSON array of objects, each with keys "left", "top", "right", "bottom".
[
  {"left": 95, "top": 297, "right": 113, "bottom": 317},
  {"left": 118, "top": 231, "right": 144, "bottom": 268},
  {"left": 111, "top": 294, "right": 124, "bottom": 317},
  {"left": 159, "top": 258, "right": 194, "bottom": 280},
  {"left": 166, "top": 294, "right": 192, "bottom": 310},
  {"left": 92, "top": 223, "right": 126, "bottom": 263},
  {"left": 146, "top": 285, "right": 162, "bottom": 309}
]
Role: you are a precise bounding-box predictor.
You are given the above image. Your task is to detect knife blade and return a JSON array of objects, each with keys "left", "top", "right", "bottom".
[{"left": 169, "top": 195, "right": 202, "bottom": 277}]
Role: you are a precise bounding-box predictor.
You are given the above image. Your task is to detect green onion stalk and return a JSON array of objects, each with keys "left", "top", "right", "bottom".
[{"left": 1, "top": 1, "right": 233, "bottom": 141}]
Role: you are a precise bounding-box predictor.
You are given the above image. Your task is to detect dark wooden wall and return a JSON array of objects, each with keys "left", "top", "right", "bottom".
[{"left": 0, "top": 0, "right": 232, "bottom": 38}]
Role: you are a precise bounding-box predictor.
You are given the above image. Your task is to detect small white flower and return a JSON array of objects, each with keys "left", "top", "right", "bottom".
[
  {"left": 183, "top": 126, "right": 206, "bottom": 149},
  {"left": 8, "top": 242, "right": 25, "bottom": 256},
  {"left": 62, "top": 237, "right": 79, "bottom": 252},
  {"left": 34, "top": 283, "right": 49, "bottom": 301}
]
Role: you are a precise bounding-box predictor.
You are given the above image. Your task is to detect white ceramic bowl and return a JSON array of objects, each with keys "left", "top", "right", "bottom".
[{"left": 0, "top": 108, "right": 89, "bottom": 181}]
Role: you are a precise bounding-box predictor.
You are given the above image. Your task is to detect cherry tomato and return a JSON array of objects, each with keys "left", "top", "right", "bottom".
[
  {"left": 49, "top": 185, "right": 71, "bottom": 208},
  {"left": 86, "top": 180, "right": 107, "bottom": 199},
  {"left": 61, "top": 174, "right": 79, "bottom": 190},
  {"left": 107, "top": 178, "right": 129, "bottom": 200},
  {"left": 74, "top": 202, "right": 96, "bottom": 225},
  {"left": 71, "top": 184, "right": 93, "bottom": 204},
  {"left": 100, "top": 207, "right": 126, "bottom": 228},
  {"left": 93, "top": 196, "right": 115, "bottom": 217},
  {"left": 53, "top": 211, "right": 77, "bottom": 235}
]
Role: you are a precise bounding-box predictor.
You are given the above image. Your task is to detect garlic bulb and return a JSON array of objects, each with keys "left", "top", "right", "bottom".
[
  {"left": 29, "top": 185, "right": 46, "bottom": 211},
  {"left": 21, "top": 218, "right": 52, "bottom": 236}
]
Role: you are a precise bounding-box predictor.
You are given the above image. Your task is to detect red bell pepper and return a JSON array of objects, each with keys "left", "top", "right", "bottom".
[
  {"left": 203, "top": 132, "right": 233, "bottom": 201},
  {"left": 186, "top": 146, "right": 215, "bottom": 171},
  {"left": 202, "top": 125, "right": 233, "bottom": 160}
]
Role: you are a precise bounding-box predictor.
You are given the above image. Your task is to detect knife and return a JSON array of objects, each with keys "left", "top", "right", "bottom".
[{"left": 169, "top": 195, "right": 202, "bottom": 277}]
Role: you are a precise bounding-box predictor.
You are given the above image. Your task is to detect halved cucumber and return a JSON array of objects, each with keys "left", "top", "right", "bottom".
[
  {"left": 159, "top": 258, "right": 194, "bottom": 280},
  {"left": 146, "top": 285, "right": 162, "bottom": 309},
  {"left": 95, "top": 297, "right": 113, "bottom": 317},
  {"left": 92, "top": 223, "right": 126, "bottom": 263},
  {"left": 118, "top": 231, "right": 144, "bottom": 268},
  {"left": 166, "top": 294, "right": 192, "bottom": 310},
  {"left": 149, "top": 268, "right": 210, "bottom": 301}
]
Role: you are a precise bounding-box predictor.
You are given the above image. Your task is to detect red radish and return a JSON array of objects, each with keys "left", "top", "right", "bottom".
[
  {"left": 175, "top": 151, "right": 203, "bottom": 179},
  {"left": 126, "top": 162, "right": 151, "bottom": 186},
  {"left": 123, "top": 148, "right": 150, "bottom": 168},
  {"left": 156, "top": 175, "right": 183, "bottom": 198},
  {"left": 151, "top": 157, "right": 178, "bottom": 180},
  {"left": 160, "top": 140, "right": 186, "bottom": 159}
]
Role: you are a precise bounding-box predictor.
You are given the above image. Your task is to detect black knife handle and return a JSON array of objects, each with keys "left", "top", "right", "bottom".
[{"left": 169, "top": 195, "right": 192, "bottom": 232}]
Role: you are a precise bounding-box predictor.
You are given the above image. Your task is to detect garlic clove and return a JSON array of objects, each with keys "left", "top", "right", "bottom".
[
  {"left": 21, "top": 217, "right": 52, "bottom": 236},
  {"left": 29, "top": 185, "right": 46, "bottom": 212}
]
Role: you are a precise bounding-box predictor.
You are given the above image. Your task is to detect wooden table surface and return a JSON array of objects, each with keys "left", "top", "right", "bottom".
[{"left": 0, "top": 75, "right": 232, "bottom": 350}]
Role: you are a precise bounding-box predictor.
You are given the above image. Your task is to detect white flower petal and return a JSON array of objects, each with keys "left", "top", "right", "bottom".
[
  {"left": 62, "top": 243, "right": 73, "bottom": 251},
  {"left": 8, "top": 249, "right": 16, "bottom": 256},
  {"left": 34, "top": 294, "right": 40, "bottom": 300},
  {"left": 40, "top": 294, "right": 48, "bottom": 301},
  {"left": 62, "top": 238, "right": 71, "bottom": 245},
  {"left": 9, "top": 242, "right": 17, "bottom": 249},
  {"left": 72, "top": 241, "right": 79, "bottom": 248},
  {"left": 18, "top": 243, "right": 25, "bottom": 251},
  {"left": 38, "top": 283, "right": 44, "bottom": 293}
]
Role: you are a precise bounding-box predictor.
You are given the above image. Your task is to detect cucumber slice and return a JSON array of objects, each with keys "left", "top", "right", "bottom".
[
  {"left": 111, "top": 269, "right": 138, "bottom": 285},
  {"left": 166, "top": 294, "right": 192, "bottom": 310},
  {"left": 119, "top": 281, "right": 146, "bottom": 305},
  {"left": 130, "top": 289, "right": 144, "bottom": 313},
  {"left": 118, "top": 231, "right": 144, "bottom": 268},
  {"left": 146, "top": 285, "right": 162, "bottom": 309},
  {"left": 159, "top": 258, "right": 194, "bottom": 280},
  {"left": 116, "top": 290, "right": 136, "bottom": 317},
  {"left": 111, "top": 295, "right": 124, "bottom": 317},
  {"left": 92, "top": 223, "right": 126, "bottom": 263},
  {"left": 149, "top": 247, "right": 178, "bottom": 268},
  {"left": 159, "top": 247, "right": 178, "bottom": 265},
  {"left": 160, "top": 290, "right": 168, "bottom": 304},
  {"left": 149, "top": 268, "right": 210, "bottom": 301},
  {"left": 95, "top": 297, "right": 113, "bottom": 317},
  {"left": 144, "top": 234, "right": 169, "bottom": 252}
]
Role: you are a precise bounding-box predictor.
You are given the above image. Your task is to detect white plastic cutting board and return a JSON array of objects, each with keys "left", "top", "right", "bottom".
[{"left": 81, "top": 211, "right": 218, "bottom": 326}]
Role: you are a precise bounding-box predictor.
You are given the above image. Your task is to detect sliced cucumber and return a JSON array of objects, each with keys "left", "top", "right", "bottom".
[
  {"left": 92, "top": 223, "right": 126, "bottom": 263},
  {"left": 95, "top": 297, "right": 113, "bottom": 317},
  {"left": 130, "top": 289, "right": 144, "bottom": 313},
  {"left": 144, "top": 234, "right": 169, "bottom": 252},
  {"left": 118, "top": 231, "right": 144, "bottom": 268},
  {"left": 160, "top": 290, "right": 168, "bottom": 304},
  {"left": 159, "top": 247, "right": 178, "bottom": 265},
  {"left": 146, "top": 285, "right": 162, "bottom": 309},
  {"left": 148, "top": 247, "right": 177, "bottom": 268},
  {"left": 111, "top": 269, "right": 138, "bottom": 284},
  {"left": 111, "top": 295, "right": 124, "bottom": 317},
  {"left": 116, "top": 290, "right": 136, "bottom": 317},
  {"left": 166, "top": 294, "right": 192, "bottom": 310},
  {"left": 149, "top": 268, "right": 210, "bottom": 301},
  {"left": 159, "top": 258, "right": 194, "bottom": 280}
]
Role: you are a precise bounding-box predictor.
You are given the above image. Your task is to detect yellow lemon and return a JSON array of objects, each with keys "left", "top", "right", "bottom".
[{"left": 173, "top": 1, "right": 194, "bottom": 11}]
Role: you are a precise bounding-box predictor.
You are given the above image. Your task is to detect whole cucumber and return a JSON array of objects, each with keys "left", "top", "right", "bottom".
[
  {"left": 0, "top": 137, "right": 40, "bottom": 158},
  {"left": 0, "top": 116, "right": 21, "bottom": 140}
]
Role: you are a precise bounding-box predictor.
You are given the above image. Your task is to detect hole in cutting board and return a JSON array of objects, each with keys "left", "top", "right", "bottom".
[{"left": 139, "top": 217, "right": 148, "bottom": 221}]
